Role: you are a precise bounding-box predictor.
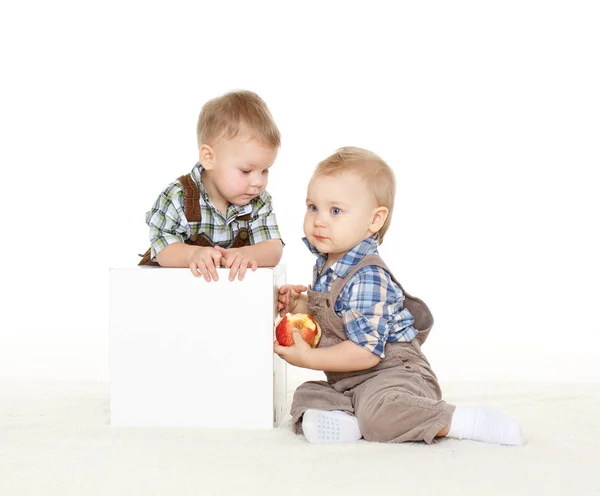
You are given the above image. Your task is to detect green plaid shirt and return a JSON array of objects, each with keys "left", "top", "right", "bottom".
[{"left": 145, "top": 163, "right": 283, "bottom": 261}]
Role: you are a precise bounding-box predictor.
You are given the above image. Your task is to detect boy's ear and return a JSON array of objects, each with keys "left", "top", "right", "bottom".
[
  {"left": 199, "top": 144, "right": 215, "bottom": 170},
  {"left": 369, "top": 206, "right": 389, "bottom": 235}
]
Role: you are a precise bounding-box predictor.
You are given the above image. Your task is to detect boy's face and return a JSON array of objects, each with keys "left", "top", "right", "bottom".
[
  {"left": 304, "top": 172, "right": 387, "bottom": 264},
  {"left": 201, "top": 134, "right": 277, "bottom": 207}
]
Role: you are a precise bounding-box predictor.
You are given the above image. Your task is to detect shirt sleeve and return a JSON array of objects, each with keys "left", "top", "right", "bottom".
[
  {"left": 145, "top": 182, "right": 190, "bottom": 261},
  {"left": 338, "top": 266, "right": 399, "bottom": 359},
  {"left": 247, "top": 191, "right": 283, "bottom": 245}
]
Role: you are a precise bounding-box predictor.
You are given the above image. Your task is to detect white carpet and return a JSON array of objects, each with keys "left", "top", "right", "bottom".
[{"left": 1, "top": 379, "right": 599, "bottom": 496}]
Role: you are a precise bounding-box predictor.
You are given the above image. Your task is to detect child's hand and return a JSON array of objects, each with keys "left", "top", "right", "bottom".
[
  {"left": 278, "top": 284, "right": 308, "bottom": 317},
  {"left": 214, "top": 246, "right": 258, "bottom": 281},
  {"left": 189, "top": 246, "right": 223, "bottom": 281},
  {"left": 273, "top": 330, "right": 313, "bottom": 368}
]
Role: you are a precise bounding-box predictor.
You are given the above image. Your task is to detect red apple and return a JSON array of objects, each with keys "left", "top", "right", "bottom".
[{"left": 275, "top": 313, "right": 322, "bottom": 348}]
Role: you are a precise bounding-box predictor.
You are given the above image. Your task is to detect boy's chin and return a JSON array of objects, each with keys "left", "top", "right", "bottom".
[
  {"left": 308, "top": 236, "right": 331, "bottom": 251},
  {"left": 230, "top": 195, "right": 256, "bottom": 206}
]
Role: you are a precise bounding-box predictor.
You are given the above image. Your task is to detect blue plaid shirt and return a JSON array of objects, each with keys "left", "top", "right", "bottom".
[{"left": 305, "top": 235, "right": 418, "bottom": 358}]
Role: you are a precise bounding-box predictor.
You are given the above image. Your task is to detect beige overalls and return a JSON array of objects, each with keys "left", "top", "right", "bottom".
[{"left": 290, "top": 254, "right": 456, "bottom": 444}]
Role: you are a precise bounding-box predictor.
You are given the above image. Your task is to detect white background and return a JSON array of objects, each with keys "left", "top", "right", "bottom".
[{"left": 1, "top": 1, "right": 598, "bottom": 384}]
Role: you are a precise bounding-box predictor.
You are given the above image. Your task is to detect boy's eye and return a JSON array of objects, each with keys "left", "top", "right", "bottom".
[
  {"left": 308, "top": 204, "right": 317, "bottom": 212},
  {"left": 262, "top": 169, "right": 269, "bottom": 175},
  {"left": 241, "top": 170, "right": 251, "bottom": 174},
  {"left": 331, "top": 207, "right": 341, "bottom": 215}
]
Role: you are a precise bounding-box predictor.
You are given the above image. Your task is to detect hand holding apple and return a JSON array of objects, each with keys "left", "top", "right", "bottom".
[
  {"left": 274, "top": 313, "right": 322, "bottom": 368},
  {"left": 275, "top": 313, "right": 321, "bottom": 348}
]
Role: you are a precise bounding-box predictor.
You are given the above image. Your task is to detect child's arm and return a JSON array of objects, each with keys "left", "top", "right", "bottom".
[
  {"left": 274, "top": 332, "right": 380, "bottom": 372},
  {"left": 220, "top": 239, "right": 283, "bottom": 267},
  {"left": 275, "top": 265, "right": 403, "bottom": 372},
  {"left": 214, "top": 239, "right": 283, "bottom": 281}
]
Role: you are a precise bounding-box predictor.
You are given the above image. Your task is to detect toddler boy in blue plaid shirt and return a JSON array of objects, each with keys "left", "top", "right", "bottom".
[
  {"left": 274, "top": 147, "right": 524, "bottom": 446},
  {"left": 145, "top": 90, "right": 283, "bottom": 281}
]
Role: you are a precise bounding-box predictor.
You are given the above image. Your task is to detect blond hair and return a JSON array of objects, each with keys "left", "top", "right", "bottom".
[
  {"left": 314, "top": 146, "right": 396, "bottom": 244},
  {"left": 196, "top": 90, "right": 280, "bottom": 148}
]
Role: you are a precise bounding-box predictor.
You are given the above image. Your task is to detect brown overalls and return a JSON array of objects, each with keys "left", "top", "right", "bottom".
[
  {"left": 138, "top": 173, "right": 252, "bottom": 266},
  {"left": 290, "top": 254, "right": 456, "bottom": 444}
]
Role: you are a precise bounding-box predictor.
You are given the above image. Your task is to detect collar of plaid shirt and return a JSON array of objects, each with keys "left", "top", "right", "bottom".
[
  {"left": 303, "top": 235, "right": 380, "bottom": 283},
  {"left": 190, "top": 162, "right": 253, "bottom": 221}
]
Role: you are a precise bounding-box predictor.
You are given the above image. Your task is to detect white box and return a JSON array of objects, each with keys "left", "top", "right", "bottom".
[{"left": 109, "top": 266, "right": 287, "bottom": 429}]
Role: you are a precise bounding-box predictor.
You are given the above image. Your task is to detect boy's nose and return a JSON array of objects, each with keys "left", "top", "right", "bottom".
[
  {"left": 249, "top": 174, "right": 264, "bottom": 188},
  {"left": 314, "top": 214, "right": 326, "bottom": 227}
]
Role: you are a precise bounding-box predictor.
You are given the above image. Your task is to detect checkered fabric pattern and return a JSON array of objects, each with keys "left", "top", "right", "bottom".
[
  {"left": 305, "top": 235, "right": 418, "bottom": 358},
  {"left": 146, "top": 163, "right": 282, "bottom": 261}
]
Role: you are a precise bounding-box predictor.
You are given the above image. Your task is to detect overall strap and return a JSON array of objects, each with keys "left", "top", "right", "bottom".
[
  {"left": 138, "top": 173, "right": 204, "bottom": 265},
  {"left": 177, "top": 173, "right": 201, "bottom": 222},
  {"left": 229, "top": 213, "right": 252, "bottom": 248},
  {"left": 327, "top": 254, "right": 434, "bottom": 342},
  {"left": 328, "top": 254, "right": 386, "bottom": 301}
]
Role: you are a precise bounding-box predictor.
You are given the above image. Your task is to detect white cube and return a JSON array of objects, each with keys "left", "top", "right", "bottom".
[{"left": 109, "top": 266, "right": 287, "bottom": 429}]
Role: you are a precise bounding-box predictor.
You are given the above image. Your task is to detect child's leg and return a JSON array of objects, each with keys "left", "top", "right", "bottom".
[
  {"left": 290, "top": 380, "right": 361, "bottom": 444},
  {"left": 441, "top": 406, "right": 525, "bottom": 445},
  {"left": 352, "top": 371, "right": 455, "bottom": 444}
]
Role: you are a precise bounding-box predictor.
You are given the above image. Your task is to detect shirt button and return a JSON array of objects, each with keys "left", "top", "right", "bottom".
[
  {"left": 190, "top": 234, "right": 198, "bottom": 242},
  {"left": 239, "top": 230, "right": 248, "bottom": 240}
]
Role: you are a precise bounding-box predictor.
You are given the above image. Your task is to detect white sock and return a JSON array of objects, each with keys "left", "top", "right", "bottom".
[
  {"left": 447, "top": 406, "right": 525, "bottom": 445},
  {"left": 301, "top": 409, "right": 362, "bottom": 444}
]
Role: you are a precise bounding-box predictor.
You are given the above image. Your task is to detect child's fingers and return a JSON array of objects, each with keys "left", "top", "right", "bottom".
[
  {"left": 203, "top": 257, "right": 218, "bottom": 282},
  {"left": 291, "top": 330, "right": 305, "bottom": 345},
  {"left": 228, "top": 256, "right": 241, "bottom": 281},
  {"left": 192, "top": 261, "right": 211, "bottom": 282},
  {"left": 211, "top": 247, "right": 227, "bottom": 267},
  {"left": 291, "top": 285, "right": 308, "bottom": 294},
  {"left": 238, "top": 259, "right": 257, "bottom": 279},
  {"left": 223, "top": 251, "right": 237, "bottom": 269},
  {"left": 278, "top": 298, "right": 289, "bottom": 316},
  {"left": 189, "top": 262, "right": 203, "bottom": 278},
  {"left": 273, "top": 341, "right": 288, "bottom": 357},
  {"left": 210, "top": 250, "right": 222, "bottom": 269},
  {"left": 237, "top": 259, "right": 249, "bottom": 280}
]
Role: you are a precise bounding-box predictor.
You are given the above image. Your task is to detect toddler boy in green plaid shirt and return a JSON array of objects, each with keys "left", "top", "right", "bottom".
[{"left": 145, "top": 90, "right": 283, "bottom": 281}]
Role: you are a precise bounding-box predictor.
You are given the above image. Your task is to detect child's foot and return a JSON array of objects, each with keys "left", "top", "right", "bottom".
[
  {"left": 447, "top": 406, "right": 525, "bottom": 445},
  {"left": 301, "top": 409, "right": 362, "bottom": 444}
]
